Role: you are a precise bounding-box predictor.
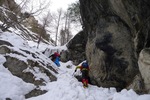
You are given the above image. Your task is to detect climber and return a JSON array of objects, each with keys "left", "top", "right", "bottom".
[
  {"left": 75, "top": 61, "right": 89, "bottom": 88},
  {"left": 49, "top": 52, "right": 60, "bottom": 67}
]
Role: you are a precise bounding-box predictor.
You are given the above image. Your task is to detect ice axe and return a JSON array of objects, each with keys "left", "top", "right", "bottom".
[{"left": 72, "top": 70, "right": 76, "bottom": 76}]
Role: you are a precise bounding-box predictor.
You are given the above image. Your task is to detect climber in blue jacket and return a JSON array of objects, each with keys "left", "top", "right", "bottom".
[
  {"left": 54, "top": 56, "right": 60, "bottom": 67},
  {"left": 50, "top": 52, "right": 60, "bottom": 67}
]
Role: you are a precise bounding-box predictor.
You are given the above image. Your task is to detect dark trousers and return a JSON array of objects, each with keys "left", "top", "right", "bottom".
[
  {"left": 81, "top": 70, "right": 88, "bottom": 79},
  {"left": 81, "top": 70, "right": 89, "bottom": 85}
]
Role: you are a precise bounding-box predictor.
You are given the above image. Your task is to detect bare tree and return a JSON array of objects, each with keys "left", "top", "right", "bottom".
[
  {"left": 53, "top": 8, "right": 63, "bottom": 46},
  {"left": 0, "top": 0, "right": 50, "bottom": 32},
  {"left": 59, "top": 28, "right": 66, "bottom": 45},
  {"left": 64, "top": 11, "right": 68, "bottom": 40},
  {"left": 37, "top": 11, "right": 52, "bottom": 48},
  {"left": 0, "top": 0, "right": 30, "bottom": 31},
  {"left": 63, "top": 10, "right": 72, "bottom": 42},
  {"left": 67, "top": 1, "right": 82, "bottom": 34},
  {"left": 29, "top": 0, "right": 51, "bottom": 16},
  {"left": 59, "top": 28, "right": 73, "bottom": 45},
  {"left": 68, "top": 1, "right": 82, "bottom": 24}
]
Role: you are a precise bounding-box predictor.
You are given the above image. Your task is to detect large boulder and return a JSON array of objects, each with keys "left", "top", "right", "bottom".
[
  {"left": 65, "top": 31, "right": 88, "bottom": 65},
  {"left": 79, "top": 0, "right": 150, "bottom": 91}
]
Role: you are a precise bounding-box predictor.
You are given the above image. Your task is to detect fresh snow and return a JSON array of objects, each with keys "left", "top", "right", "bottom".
[
  {"left": 0, "top": 29, "right": 150, "bottom": 100},
  {"left": 26, "top": 61, "right": 150, "bottom": 100},
  {"left": 0, "top": 55, "right": 35, "bottom": 100}
]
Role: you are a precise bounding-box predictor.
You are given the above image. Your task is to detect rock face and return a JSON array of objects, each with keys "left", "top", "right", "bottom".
[
  {"left": 0, "top": 40, "right": 13, "bottom": 46},
  {"left": 79, "top": 0, "right": 150, "bottom": 90},
  {"left": 0, "top": 43, "right": 58, "bottom": 98},
  {"left": 66, "top": 31, "right": 88, "bottom": 65},
  {"left": 127, "top": 74, "right": 145, "bottom": 94},
  {"left": 138, "top": 48, "right": 150, "bottom": 93}
]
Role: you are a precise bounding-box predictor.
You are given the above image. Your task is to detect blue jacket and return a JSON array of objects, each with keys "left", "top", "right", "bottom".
[{"left": 54, "top": 57, "right": 60, "bottom": 67}]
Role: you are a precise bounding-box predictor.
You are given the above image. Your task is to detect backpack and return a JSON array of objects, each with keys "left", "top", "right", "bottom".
[
  {"left": 50, "top": 52, "right": 60, "bottom": 61},
  {"left": 54, "top": 52, "right": 60, "bottom": 57}
]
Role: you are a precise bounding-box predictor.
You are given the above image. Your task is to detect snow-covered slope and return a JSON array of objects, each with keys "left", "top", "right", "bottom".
[
  {"left": 26, "top": 61, "right": 150, "bottom": 100},
  {"left": 0, "top": 29, "right": 57, "bottom": 100}
]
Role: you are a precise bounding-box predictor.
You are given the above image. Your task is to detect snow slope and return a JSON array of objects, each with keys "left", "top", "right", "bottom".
[{"left": 26, "top": 61, "right": 150, "bottom": 100}]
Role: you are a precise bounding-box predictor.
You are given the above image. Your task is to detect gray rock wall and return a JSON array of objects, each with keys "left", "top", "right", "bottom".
[
  {"left": 138, "top": 48, "right": 150, "bottom": 93},
  {"left": 79, "top": 0, "right": 150, "bottom": 91},
  {"left": 66, "top": 31, "right": 87, "bottom": 65}
]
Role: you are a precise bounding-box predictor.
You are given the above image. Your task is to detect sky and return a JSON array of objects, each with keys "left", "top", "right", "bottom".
[
  {"left": 50, "top": 0, "right": 78, "bottom": 11},
  {"left": 15, "top": 0, "right": 78, "bottom": 12},
  {"left": 0, "top": 27, "right": 150, "bottom": 100}
]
